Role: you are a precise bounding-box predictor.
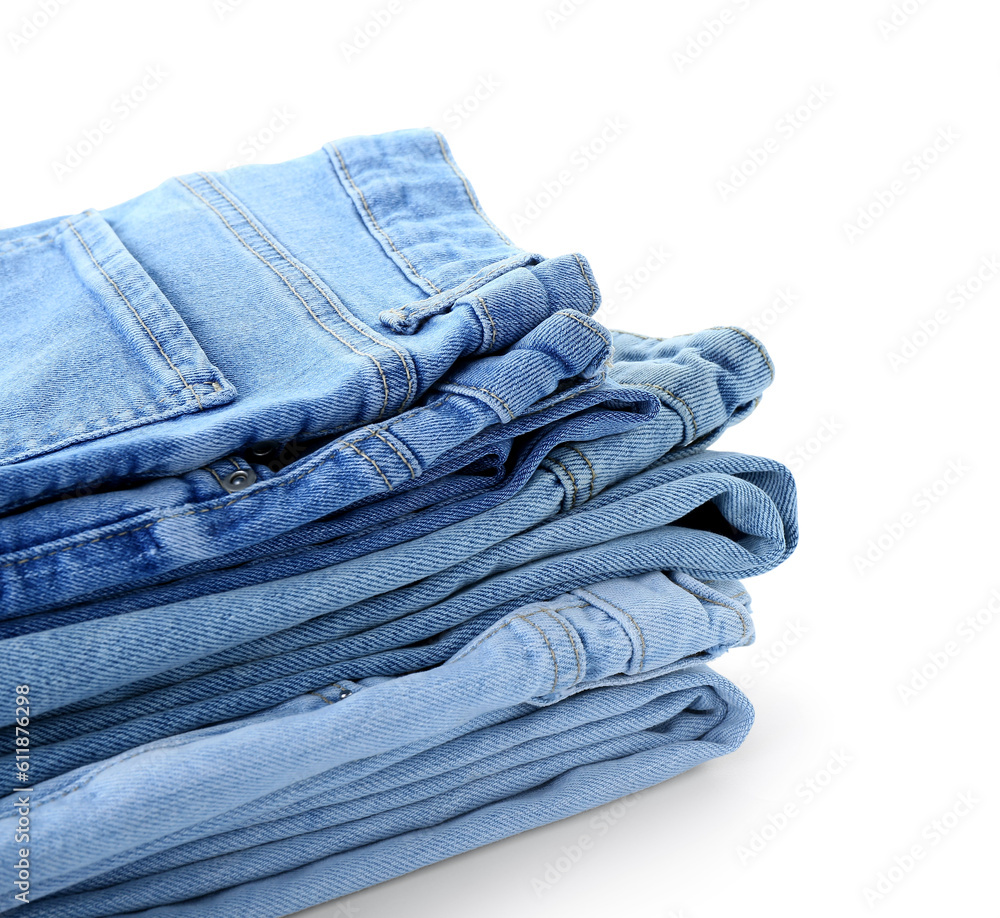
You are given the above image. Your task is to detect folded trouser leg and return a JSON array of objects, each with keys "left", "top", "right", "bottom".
[
  {"left": 26, "top": 668, "right": 751, "bottom": 918},
  {"left": 17, "top": 569, "right": 753, "bottom": 780},
  {"left": 0, "top": 305, "right": 613, "bottom": 618},
  {"left": 2, "top": 448, "right": 795, "bottom": 724},
  {"left": 1, "top": 569, "right": 755, "bottom": 905},
  {"left": 1, "top": 322, "right": 774, "bottom": 630}
]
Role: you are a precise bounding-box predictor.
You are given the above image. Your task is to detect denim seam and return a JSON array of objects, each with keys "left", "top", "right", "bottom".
[
  {"left": 0, "top": 227, "right": 60, "bottom": 253},
  {"left": 204, "top": 466, "right": 227, "bottom": 490},
  {"left": 311, "top": 394, "right": 452, "bottom": 443},
  {"left": 0, "top": 394, "right": 210, "bottom": 460},
  {"left": 451, "top": 603, "right": 586, "bottom": 663},
  {"left": 577, "top": 587, "right": 647, "bottom": 673},
  {"left": 672, "top": 581, "right": 748, "bottom": 640},
  {"left": 548, "top": 458, "right": 578, "bottom": 510},
  {"left": 563, "top": 311, "right": 607, "bottom": 345},
  {"left": 570, "top": 253, "right": 598, "bottom": 313},
  {"left": 197, "top": 171, "right": 416, "bottom": 409},
  {"left": 437, "top": 383, "right": 513, "bottom": 420},
  {"left": 433, "top": 131, "right": 514, "bottom": 247},
  {"left": 388, "top": 255, "right": 537, "bottom": 325},
  {"left": 366, "top": 427, "right": 416, "bottom": 478},
  {"left": 0, "top": 397, "right": 456, "bottom": 571},
  {"left": 538, "top": 609, "right": 582, "bottom": 684},
  {"left": 342, "top": 441, "right": 392, "bottom": 490},
  {"left": 477, "top": 295, "right": 497, "bottom": 348},
  {"left": 518, "top": 371, "right": 605, "bottom": 416},
  {"left": 66, "top": 220, "right": 205, "bottom": 410},
  {"left": 567, "top": 446, "right": 596, "bottom": 502},
  {"left": 0, "top": 388, "right": 436, "bottom": 515},
  {"left": 175, "top": 176, "right": 393, "bottom": 419},
  {"left": 514, "top": 614, "right": 560, "bottom": 693},
  {"left": 328, "top": 145, "right": 443, "bottom": 294},
  {"left": 249, "top": 448, "right": 496, "bottom": 563},
  {"left": 631, "top": 383, "right": 698, "bottom": 438},
  {"left": 0, "top": 374, "right": 611, "bottom": 571},
  {"left": 711, "top": 326, "right": 775, "bottom": 382},
  {"left": 271, "top": 393, "right": 448, "bottom": 455}
]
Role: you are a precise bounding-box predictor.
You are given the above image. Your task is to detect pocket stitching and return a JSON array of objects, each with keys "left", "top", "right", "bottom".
[
  {"left": 0, "top": 394, "right": 194, "bottom": 458},
  {"left": 196, "top": 172, "right": 416, "bottom": 410},
  {"left": 67, "top": 220, "right": 206, "bottom": 410},
  {"left": 328, "top": 144, "right": 443, "bottom": 294},
  {"left": 175, "top": 177, "right": 394, "bottom": 420}
]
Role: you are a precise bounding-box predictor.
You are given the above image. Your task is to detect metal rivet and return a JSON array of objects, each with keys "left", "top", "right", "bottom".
[
  {"left": 249, "top": 442, "right": 276, "bottom": 458},
  {"left": 338, "top": 689, "right": 351, "bottom": 700},
  {"left": 221, "top": 466, "right": 257, "bottom": 493}
]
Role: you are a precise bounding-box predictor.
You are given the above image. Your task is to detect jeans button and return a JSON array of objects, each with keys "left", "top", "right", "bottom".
[{"left": 221, "top": 466, "right": 257, "bottom": 493}]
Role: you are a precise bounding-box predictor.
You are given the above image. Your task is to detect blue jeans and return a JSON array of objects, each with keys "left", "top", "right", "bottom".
[
  {"left": 1, "top": 571, "right": 755, "bottom": 915},
  {"left": 2, "top": 322, "right": 773, "bottom": 634},
  {"left": 0, "top": 129, "right": 797, "bottom": 918},
  {"left": 9, "top": 447, "right": 795, "bottom": 780},
  {"left": 1, "top": 129, "right": 622, "bottom": 616},
  {"left": 0, "top": 128, "right": 578, "bottom": 511}
]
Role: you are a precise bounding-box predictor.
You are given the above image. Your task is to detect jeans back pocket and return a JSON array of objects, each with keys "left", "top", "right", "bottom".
[{"left": 0, "top": 209, "right": 235, "bottom": 470}]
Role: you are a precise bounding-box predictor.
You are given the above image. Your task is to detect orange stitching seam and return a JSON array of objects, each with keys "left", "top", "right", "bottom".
[
  {"left": 198, "top": 172, "right": 415, "bottom": 409},
  {"left": 549, "top": 458, "right": 578, "bottom": 510},
  {"left": 580, "top": 587, "right": 648, "bottom": 672},
  {"left": 66, "top": 221, "right": 204, "bottom": 410},
  {"left": 433, "top": 131, "right": 513, "bottom": 247},
  {"left": 516, "top": 613, "right": 560, "bottom": 693},
  {"left": 330, "top": 146, "right": 441, "bottom": 293},
  {"left": 176, "top": 177, "right": 392, "bottom": 419},
  {"left": 712, "top": 326, "right": 775, "bottom": 381},
  {"left": 632, "top": 383, "right": 698, "bottom": 438},
  {"left": 367, "top": 427, "right": 415, "bottom": 478},
  {"left": 342, "top": 440, "right": 392, "bottom": 490},
  {"left": 539, "top": 609, "right": 582, "bottom": 684},
  {"left": 567, "top": 446, "right": 596, "bottom": 502},
  {"left": 563, "top": 311, "right": 608, "bottom": 346},
  {"left": 672, "top": 581, "right": 748, "bottom": 640},
  {"left": 570, "top": 253, "right": 598, "bottom": 313}
]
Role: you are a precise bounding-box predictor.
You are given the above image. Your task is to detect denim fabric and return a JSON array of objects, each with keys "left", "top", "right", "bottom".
[
  {"left": 0, "top": 129, "right": 617, "bottom": 617},
  {"left": 2, "top": 322, "right": 773, "bottom": 633},
  {"left": 0, "top": 305, "right": 617, "bottom": 618},
  {"left": 16, "top": 566, "right": 756, "bottom": 781},
  {"left": 23, "top": 669, "right": 752, "bottom": 917},
  {"left": 3, "top": 448, "right": 795, "bottom": 732},
  {"left": 4, "top": 451, "right": 794, "bottom": 791},
  {"left": 0, "top": 128, "right": 799, "bottom": 918},
  {"left": 0, "top": 129, "right": 584, "bottom": 513},
  {"left": 1, "top": 569, "right": 754, "bottom": 914}
]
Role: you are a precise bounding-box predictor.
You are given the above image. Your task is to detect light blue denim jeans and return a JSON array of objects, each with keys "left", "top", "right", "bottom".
[
  {"left": 5, "top": 443, "right": 794, "bottom": 787},
  {"left": 1, "top": 129, "right": 623, "bottom": 616},
  {"left": 1, "top": 571, "right": 755, "bottom": 916},
  {"left": 2, "top": 322, "right": 773, "bottom": 635},
  {"left": 0, "top": 129, "right": 797, "bottom": 918}
]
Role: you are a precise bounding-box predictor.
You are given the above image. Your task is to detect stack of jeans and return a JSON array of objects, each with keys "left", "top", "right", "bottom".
[{"left": 0, "top": 130, "right": 797, "bottom": 917}]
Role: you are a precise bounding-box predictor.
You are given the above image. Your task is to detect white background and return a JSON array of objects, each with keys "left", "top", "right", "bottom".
[{"left": 3, "top": 0, "right": 997, "bottom": 915}]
